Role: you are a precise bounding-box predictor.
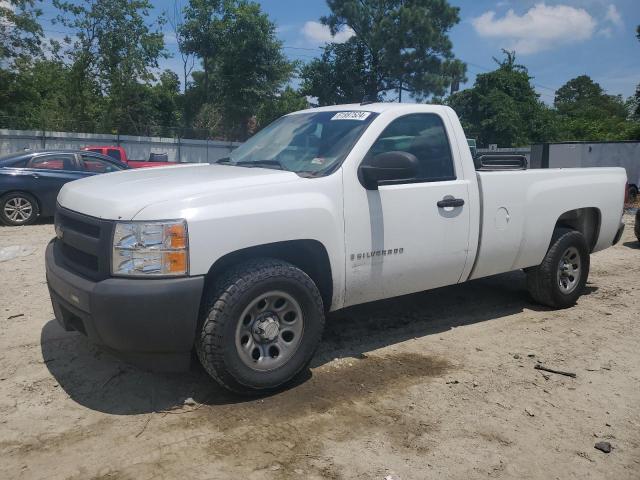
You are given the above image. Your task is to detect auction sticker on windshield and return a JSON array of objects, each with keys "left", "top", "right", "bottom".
[{"left": 331, "top": 111, "right": 372, "bottom": 121}]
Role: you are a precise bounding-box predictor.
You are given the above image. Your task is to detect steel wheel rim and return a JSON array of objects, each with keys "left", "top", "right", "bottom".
[
  {"left": 557, "top": 246, "right": 581, "bottom": 294},
  {"left": 235, "top": 290, "right": 304, "bottom": 371},
  {"left": 4, "top": 197, "right": 33, "bottom": 223}
]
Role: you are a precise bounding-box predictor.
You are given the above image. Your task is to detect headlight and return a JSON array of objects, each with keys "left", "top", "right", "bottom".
[{"left": 112, "top": 220, "right": 188, "bottom": 277}]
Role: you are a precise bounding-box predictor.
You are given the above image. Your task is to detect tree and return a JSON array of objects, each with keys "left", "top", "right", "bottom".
[
  {"left": 320, "top": 0, "right": 465, "bottom": 101},
  {"left": 0, "top": 0, "right": 43, "bottom": 65},
  {"left": 53, "top": 0, "right": 166, "bottom": 133},
  {"left": 168, "top": 0, "right": 195, "bottom": 95},
  {"left": 448, "top": 50, "right": 556, "bottom": 147},
  {"left": 554, "top": 75, "right": 630, "bottom": 140},
  {"left": 300, "top": 38, "right": 368, "bottom": 106},
  {"left": 182, "top": 0, "right": 293, "bottom": 139},
  {"left": 257, "top": 86, "right": 308, "bottom": 128},
  {"left": 179, "top": 0, "right": 222, "bottom": 101},
  {"left": 555, "top": 75, "right": 627, "bottom": 119},
  {"left": 214, "top": 1, "right": 292, "bottom": 138},
  {"left": 634, "top": 25, "right": 640, "bottom": 119},
  {"left": 151, "top": 70, "right": 182, "bottom": 134},
  {"left": 0, "top": 59, "right": 74, "bottom": 130}
]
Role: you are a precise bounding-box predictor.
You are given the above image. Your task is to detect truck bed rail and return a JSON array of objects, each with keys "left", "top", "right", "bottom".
[{"left": 474, "top": 155, "right": 528, "bottom": 171}]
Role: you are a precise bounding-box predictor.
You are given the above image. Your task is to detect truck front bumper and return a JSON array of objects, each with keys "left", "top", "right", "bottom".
[{"left": 45, "top": 240, "right": 205, "bottom": 371}]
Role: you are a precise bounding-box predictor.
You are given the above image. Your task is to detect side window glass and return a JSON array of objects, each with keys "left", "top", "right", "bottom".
[
  {"left": 80, "top": 155, "right": 122, "bottom": 173},
  {"left": 107, "top": 149, "right": 122, "bottom": 161},
  {"left": 8, "top": 158, "right": 28, "bottom": 168},
  {"left": 28, "top": 155, "right": 73, "bottom": 170},
  {"left": 368, "top": 113, "right": 456, "bottom": 182}
]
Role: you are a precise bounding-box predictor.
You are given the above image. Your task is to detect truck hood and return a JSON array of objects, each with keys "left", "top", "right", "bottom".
[{"left": 57, "top": 163, "right": 302, "bottom": 220}]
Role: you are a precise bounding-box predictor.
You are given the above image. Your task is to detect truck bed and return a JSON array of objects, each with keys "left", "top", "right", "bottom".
[{"left": 469, "top": 167, "right": 626, "bottom": 280}]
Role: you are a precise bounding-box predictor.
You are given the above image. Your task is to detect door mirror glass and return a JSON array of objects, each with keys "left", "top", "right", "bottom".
[{"left": 358, "top": 151, "right": 418, "bottom": 190}]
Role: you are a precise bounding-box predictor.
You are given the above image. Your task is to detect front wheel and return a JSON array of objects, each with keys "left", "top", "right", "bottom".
[
  {"left": 0, "top": 192, "right": 39, "bottom": 226},
  {"left": 196, "top": 258, "right": 325, "bottom": 394},
  {"left": 526, "top": 228, "right": 590, "bottom": 309}
]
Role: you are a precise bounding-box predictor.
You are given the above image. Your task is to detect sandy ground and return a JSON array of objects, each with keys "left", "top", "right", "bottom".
[{"left": 0, "top": 214, "right": 639, "bottom": 480}]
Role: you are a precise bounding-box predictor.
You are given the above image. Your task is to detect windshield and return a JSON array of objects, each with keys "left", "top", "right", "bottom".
[{"left": 226, "top": 111, "right": 377, "bottom": 175}]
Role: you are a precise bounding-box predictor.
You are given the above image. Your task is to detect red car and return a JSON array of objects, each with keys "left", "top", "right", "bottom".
[{"left": 82, "top": 146, "right": 170, "bottom": 168}]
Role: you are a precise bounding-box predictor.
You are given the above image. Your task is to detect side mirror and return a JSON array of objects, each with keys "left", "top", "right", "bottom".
[{"left": 358, "top": 151, "right": 418, "bottom": 190}]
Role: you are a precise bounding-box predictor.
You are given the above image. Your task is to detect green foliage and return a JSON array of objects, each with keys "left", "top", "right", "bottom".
[
  {"left": 0, "top": 0, "right": 43, "bottom": 65},
  {"left": 180, "top": 0, "right": 222, "bottom": 100},
  {"left": 319, "top": 0, "right": 465, "bottom": 100},
  {"left": 634, "top": 25, "right": 640, "bottom": 119},
  {"left": 211, "top": 1, "right": 294, "bottom": 138},
  {"left": 257, "top": 87, "right": 308, "bottom": 128},
  {"left": 0, "top": 59, "right": 73, "bottom": 130},
  {"left": 448, "top": 50, "right": 554, "bottom": 147},
  {"left": 554, "top": 75, "right": 634, "bottom": 141},
  {"left": 52, "top": 0, "right": 167, "bottom": 133},
  {"left": 1, "top": 1, "right": 637, "bottom": 145},
  {"left": 300, "top": 38, "right": 369, "bottom": 105},
  {"left": 554, "top": 75, "right": 627, "bottom": 119},
  {"left": 179, "top": 0, "right": 294, "bottom": 139},
  {"left": 448, "top": 50, "right": 640, "bottom": 146}
]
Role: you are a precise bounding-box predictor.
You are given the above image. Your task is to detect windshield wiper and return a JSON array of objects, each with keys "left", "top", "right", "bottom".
[
  {"left": 235, "top": 160, "right": 284, "bottom": 170},
  {"left": 214, "top": 157, "right": 231, "bottom": 164}
]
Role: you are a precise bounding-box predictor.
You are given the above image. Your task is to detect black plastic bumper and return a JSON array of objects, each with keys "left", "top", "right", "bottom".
[
  {"left": 45, "top": 240, "right": 205, "bottom": 371},
  {"left": 612, "top": 222, "right": 625, "bottom": 246}
]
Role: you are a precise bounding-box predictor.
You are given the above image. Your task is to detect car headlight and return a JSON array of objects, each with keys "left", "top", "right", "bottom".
[{"left": 112, "top": 220, "right": 188, "bottom": 277}]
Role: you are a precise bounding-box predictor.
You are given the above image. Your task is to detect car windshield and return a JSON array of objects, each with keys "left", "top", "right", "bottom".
[{"left": 226, "top": 111, "right": 377, "bottom": 175}]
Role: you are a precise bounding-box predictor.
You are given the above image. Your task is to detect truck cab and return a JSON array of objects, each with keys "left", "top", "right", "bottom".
[
  {"left": 82, "top": 146, "right": 169, "bottom": 168},
  {"left": 47, "top": 103, "right": 626, "bottom": 394}
]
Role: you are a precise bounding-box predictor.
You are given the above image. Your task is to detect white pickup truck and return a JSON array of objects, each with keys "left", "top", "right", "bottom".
[{"left": 46, "top": 103, "right": 626, "bottom": 394}]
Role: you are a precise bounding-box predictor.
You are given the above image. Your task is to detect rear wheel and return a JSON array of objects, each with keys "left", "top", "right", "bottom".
[
  {"left": 196, "top": 258, "right": 325, "bottom": 394},
  {"left": 526, "top": 228, "right": 590, "bottom": 309},
  {"left": 0, "top": 192, "right": 39, "bottom": 226}
]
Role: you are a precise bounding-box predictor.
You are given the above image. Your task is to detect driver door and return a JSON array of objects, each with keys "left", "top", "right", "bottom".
[{"left": 343, "top": 113, "right": 471, "bottom": 306}]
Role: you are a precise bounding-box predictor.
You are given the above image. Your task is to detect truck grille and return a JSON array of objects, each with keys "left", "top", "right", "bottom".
[{"left": 54, "top": 206, "right": 114, "bottom": 280}]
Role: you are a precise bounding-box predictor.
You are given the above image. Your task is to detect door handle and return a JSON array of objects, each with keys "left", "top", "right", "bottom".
[
  {"left": 31, "top": 173, "right": 40, "bottom": 179},
  {"left": 437, "top": 197, "right": 465, "bottom": 208}
]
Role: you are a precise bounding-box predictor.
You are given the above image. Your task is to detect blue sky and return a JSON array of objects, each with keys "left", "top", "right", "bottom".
[{"left": 40, "top": 0, "right": 640, "bottom": 104}]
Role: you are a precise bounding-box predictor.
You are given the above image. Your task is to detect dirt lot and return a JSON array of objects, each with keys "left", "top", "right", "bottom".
[{"left": 0, "top": 214, "right": 639, "bottom": 480}]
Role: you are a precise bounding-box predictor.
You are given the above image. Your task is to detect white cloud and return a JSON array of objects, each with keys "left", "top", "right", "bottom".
[
  {"left": 164, "top": 31, "right": 177, "bottom": 45},
  {"left": 301, "top": 21, "right": 354, "bottom": 45},
  {"left": 472, "top": 3, "right": 597, "bottom": 55},
  {"left": 598, "top": 27, "right": 613, "bottom": 38},
  {"left": 604, "top": 4, "right": 623, "bottom": 28}
]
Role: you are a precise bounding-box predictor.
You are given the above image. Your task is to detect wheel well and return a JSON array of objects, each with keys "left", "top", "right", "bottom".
[
  {"left": 554, "top": 207, "right": 601, "bottom": 252},
  {"left": 204, "top": 240, "right": 333, "bottom": 310}
]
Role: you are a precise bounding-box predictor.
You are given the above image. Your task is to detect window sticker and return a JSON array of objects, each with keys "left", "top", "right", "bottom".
[{"left": 331, "top": 111, "right": 372, "bottom": 121}]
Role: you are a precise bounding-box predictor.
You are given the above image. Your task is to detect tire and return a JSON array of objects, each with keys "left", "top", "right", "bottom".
[
  {"left": 628, "top": 185, "right": 638, "bottom": 203},
  {"left": 196, "top": 258, "right": 325, "bottom": 395},
  {"left": 526, "top": 228, "right": 590, "bottom": 309},
  {"left": 635, "top": 210, "right": 640, "bottom": 243},
  {"left": 0, "top": 192, "right": 39, "bottom": 226}
]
